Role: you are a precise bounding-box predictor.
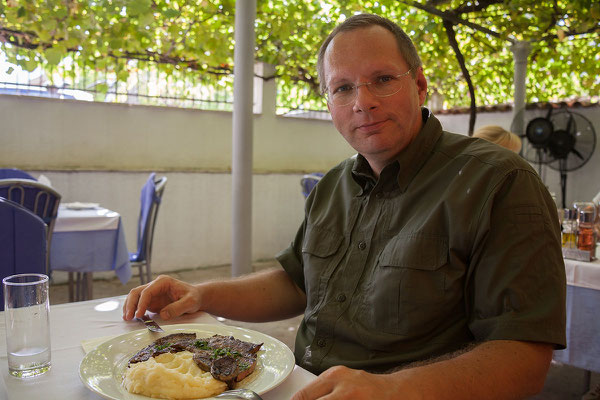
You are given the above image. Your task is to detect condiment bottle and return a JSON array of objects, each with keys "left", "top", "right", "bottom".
[
  {"left": 561, "top": 208, "right": 577, "bottom": 249},
  {"left": 577, "top": 210, "right": 595, "bottom": 252}
]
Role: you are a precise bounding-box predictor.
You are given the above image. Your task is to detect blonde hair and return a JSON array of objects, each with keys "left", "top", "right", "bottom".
[{"left": 473, "top": 125, "right": 522, "bottom": 153}]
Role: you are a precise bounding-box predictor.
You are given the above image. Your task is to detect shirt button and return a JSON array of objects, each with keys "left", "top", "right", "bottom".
[
  {"left": 376, "top": 192, "right": 383, "bottom": 199},
  {"left": 358, "top": 241, "right": 367, "bottom": 250},
  {"left": 317, "top": 339, "right": 326, "bottom": 347},
  {"left": 337, "top": 293, "right": 346, "bottom": 302}
]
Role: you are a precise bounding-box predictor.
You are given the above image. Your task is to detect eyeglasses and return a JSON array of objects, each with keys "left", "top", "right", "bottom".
[{"left": 324, "top": 69, "right": 413, "bottom": 107}]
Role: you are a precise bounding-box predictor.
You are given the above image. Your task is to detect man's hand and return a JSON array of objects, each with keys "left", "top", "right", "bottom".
[
  {"left": 122, "top": 275, "right": 202, "bottom": 321},
  {"left": 291, "top": 366, "right": 403, "bottom": 400}
]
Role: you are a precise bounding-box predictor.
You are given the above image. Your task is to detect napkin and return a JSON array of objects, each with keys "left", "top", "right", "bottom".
[
  {"left": 38, "top": 174, "right": 52, "bottom": 187},
  {"left": 64, "top": 202, "right": 100, "bottom": 210},
  {"left": 81, "top": 334, "right": 117, "bottom": 353}
]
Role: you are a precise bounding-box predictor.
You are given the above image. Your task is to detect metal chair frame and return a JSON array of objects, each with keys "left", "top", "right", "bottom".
[
  {"left": 132, "top": 175, "right": 167, "bottom": 284},
  {"left": 0, "top": 179, "right": 61, "bottom": 276}
]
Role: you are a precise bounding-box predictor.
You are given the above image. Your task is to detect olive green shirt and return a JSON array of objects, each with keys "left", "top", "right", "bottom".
[{"left": 277, "top": 110, "right": 566, "bottom": 375}]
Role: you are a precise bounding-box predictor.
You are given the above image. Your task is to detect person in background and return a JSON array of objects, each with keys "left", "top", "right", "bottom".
[
  {"left": 123, "top": 13, "right": 566, "bottom": 399},
  {"left": 473, "top": 125, "right": 522, "bottom": 153}
]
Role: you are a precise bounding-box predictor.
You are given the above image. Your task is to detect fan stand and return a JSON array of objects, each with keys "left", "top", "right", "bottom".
[{"left": 559, "top": 159, "right": 567, "bottom": 209}]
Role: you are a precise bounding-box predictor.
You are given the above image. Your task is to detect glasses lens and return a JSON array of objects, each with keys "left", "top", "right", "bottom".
[
  {"left": 370, "top": 78, "right": 403, "bottom": 97},
  {"left": 326, "top": 69, "right": 412, "bottom": 107},
  {"left": 327, "top": 88, "right": 356, "bottom": 107}
]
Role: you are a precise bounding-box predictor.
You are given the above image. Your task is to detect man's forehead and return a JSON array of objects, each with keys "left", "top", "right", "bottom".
[{"left": 323, "top": 26, "right": 406, "bottom": 80}]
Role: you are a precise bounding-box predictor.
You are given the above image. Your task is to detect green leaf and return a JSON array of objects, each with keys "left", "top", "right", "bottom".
[
  {"left": 44, "top": 47, "right": 64, "bottom": 65},
  {"left": 162, "top": 8, "right": 179, "bottom": 19},
  {"left": 95, "top": 83, "right": 109, "bottom": 94},
  {"left": 128, "top": 0, "right": 152, "bottom": 17},
  {"left": 17, "top": 6, "right": 26, "bottom": 18}
]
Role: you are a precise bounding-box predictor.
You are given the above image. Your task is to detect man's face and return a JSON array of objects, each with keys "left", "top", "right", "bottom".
[{"left": 323, "top": 25, "right": 428, "bottom": 173}]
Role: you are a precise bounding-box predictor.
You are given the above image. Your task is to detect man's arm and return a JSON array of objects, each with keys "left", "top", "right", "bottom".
[
  {"left": 292, "top": 340, "right": 552, "bottom": 400},
  {"left": 123, "top": 268, "right": 306, "bottom": 322}
]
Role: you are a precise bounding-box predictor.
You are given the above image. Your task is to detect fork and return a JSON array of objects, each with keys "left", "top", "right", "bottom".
[{"left": 214, "top": 388, "right": 264, "bottom": 399}]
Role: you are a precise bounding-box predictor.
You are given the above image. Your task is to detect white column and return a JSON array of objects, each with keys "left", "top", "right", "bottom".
[
  {"left": 231, "top": 0, "right": 256, "bottom": 277},
  {"left": 510, "top": 41, "right": 531, "bottom": 136}
]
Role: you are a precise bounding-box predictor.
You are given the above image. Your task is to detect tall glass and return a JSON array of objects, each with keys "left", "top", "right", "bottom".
[{"left": 3, "top": 273, "right": 51, "bottom": 378}]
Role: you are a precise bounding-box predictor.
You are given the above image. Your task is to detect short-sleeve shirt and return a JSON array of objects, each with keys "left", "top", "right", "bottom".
[{"left": 277, "top": 109, "right": 566, "bottom": 375}]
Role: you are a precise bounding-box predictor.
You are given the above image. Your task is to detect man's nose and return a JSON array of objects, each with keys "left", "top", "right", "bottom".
[{"left": 352, "top": 83, "right": 379, "bottom": 112}]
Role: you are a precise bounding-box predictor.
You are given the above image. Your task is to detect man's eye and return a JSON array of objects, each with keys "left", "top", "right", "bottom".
[
  {"left": 377, "top": 75, "right": 396, "bottom": 84},
  {"left": 334, "top": 84, "right": 354, "bottom": 94}
]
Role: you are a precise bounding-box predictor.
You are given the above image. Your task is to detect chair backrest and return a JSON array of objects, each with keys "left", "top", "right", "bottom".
[
  {"left": 0, "top": 168, "right": 36, "bottom": 181},
  {"left": 0, "top": 179, "right": 61, "bottom": 275},
  {"left": 300, "top": 173, "right": 324, "bottom": 198},
  {"left": 133, "top": 173, "right": 167, "bottom": 262},
  {"left": 0, "top": 197, "right": 47, "bottom": 311}
]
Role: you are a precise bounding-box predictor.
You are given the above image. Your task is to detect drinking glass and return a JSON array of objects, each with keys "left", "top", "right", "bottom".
[{"left": 3, "top": 273, "right": 51, "bottom": 378}]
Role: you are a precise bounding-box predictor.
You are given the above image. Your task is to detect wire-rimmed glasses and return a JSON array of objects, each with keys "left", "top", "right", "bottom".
[{"left": 324, "top": 68, "right": 413, "bottom": 107}]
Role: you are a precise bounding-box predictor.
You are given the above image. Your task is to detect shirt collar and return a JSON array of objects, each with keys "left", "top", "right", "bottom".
[{"left": 351, "top": 108, "right": 443, "bottom": 194}]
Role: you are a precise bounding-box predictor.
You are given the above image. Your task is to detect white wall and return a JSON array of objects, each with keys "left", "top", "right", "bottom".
[{"left": 1, "top": 76, "right": 599, "bottom": 281}]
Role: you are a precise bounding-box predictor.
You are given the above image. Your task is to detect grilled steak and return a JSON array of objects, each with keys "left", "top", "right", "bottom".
[{"left": 128, "top": 333, "right": 263, "bottom": 387}]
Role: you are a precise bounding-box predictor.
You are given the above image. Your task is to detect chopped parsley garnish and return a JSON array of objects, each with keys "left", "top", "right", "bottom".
[
  {"left": 212, "top": 348, "right": 242, "bottom": 359},
  {"left": 154, "top": 342, "right": 172, "bottom": 351},
  {"left": 239, "top": 361, "right": 250, "bottom": 371},
  {"left": 193, "top": 340, "right": 210, "bottom": 350}
]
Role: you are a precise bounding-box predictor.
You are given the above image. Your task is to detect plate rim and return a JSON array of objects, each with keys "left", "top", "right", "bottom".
[{"left": 78, "top": 323, "right": 296, "bottom": 400}]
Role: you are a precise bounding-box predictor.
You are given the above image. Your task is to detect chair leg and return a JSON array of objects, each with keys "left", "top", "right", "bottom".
[
  {"left": 85, "top": 272, "right": 93, "bottom": 300},
  {"left": 139, "top": 264, "right": 146, "bottom": 285},
  {"left": 68, "top": 272, "right": 75, "bottom": 302},
  {"left": 146, "top": 261, "right": 152, "bottom": 285},
  {"left": 75, "top": 272, "right": 82, "bottom": 301}
]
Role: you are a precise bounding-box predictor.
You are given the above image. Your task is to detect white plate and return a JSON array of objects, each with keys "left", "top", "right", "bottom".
[
  {"left": 64, "top": 202, "right": 100, "bottom": 210},
  {"left": 79, "top": 324, "right": 295, "bottom": 400}
]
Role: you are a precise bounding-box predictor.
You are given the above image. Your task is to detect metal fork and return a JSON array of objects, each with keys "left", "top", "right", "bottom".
[{"left": 214, "top": 388, "right": 264, "bottom": 399}]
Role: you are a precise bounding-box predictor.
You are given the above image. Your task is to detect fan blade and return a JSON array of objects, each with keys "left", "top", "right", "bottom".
[
  {"left": 571, "top": 147, "right": 585, "bottom": 160},
  {"left": 566, "top": 113, "right": 575, "bottom": 134}
]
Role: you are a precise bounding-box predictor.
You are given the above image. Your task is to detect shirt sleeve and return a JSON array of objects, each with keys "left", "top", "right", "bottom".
[
  {"left": 276, "top": 218, "right": 308, "bottom": 293},
  {"left": 467, "top": 168, "right": 567, "bottom": 349}
]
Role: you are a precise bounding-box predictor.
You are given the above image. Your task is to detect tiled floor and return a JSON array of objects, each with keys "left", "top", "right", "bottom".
[{"left": 50, "top": 261, "right": 598, "bottom": 399}]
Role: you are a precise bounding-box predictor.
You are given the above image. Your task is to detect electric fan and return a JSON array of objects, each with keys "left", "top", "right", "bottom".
[{"left": 511, "top": 106, "right": 596, "bottom": 208}]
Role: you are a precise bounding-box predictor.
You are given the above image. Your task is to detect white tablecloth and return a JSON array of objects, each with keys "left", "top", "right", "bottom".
[
  {"left": 54, "top": 206, "right": 120, "bottom": 232},
  {"left": 50, "top": 206, "right": 132, "bottom": 284},
  {"left": 0, "top": 296, "right": 316, "bottom": 400},
  {"left": 553, "top": 254, "right": 600, "bottom": 373}
]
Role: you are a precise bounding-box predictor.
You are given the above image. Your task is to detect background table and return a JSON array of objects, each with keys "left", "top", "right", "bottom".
[
  {"left": 51, "top": 205, "right": 132, "bottom": 301},
  {"left": 0, "top": 296, "right": 316, "bottom": 399},
  {"left": 553, "top": 252, "right": 600, "bottom": 391}
]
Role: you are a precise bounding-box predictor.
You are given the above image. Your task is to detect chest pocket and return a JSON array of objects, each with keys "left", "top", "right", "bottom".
[
  {"left": 362, "top": 234, "right": 449, "bottom": 336},
  {"left": 301, "top": 224, "right": 343, "bottom": 314}
]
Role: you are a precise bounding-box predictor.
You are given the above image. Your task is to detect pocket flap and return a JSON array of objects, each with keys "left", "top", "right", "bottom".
[
  {"left": 302, "top": 224, "right": 343, "bottom": 258},
  {"left": 379, "top": 234, "right": 448, "bottom": 270}
]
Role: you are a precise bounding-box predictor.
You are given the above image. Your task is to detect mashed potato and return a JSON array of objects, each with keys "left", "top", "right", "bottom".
[{"left": 123, "top": 351, "right": 227, "bottom": 399}]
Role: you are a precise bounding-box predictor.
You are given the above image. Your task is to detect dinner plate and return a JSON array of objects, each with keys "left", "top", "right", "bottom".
[
  {"left": 64, "top": 202, "right": 100, "bottom": 210},
  {"left": 79, "top": 323, "right": 295, "bottom": 400}
]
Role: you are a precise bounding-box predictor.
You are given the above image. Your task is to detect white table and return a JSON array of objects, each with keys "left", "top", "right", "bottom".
[
  {"left": 0, "top": 296, "right": 316, "bottom": 400},
  {"left": 51, "top": 206, "right": 132, "bottom": 301}
]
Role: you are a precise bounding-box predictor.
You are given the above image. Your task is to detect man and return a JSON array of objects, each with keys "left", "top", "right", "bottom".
[{"left": 123, "top": 14, "right": 566, "bottom": 399}]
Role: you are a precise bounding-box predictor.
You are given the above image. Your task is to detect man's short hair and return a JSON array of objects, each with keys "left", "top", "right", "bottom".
[{"left": 317, "top": 13, "right": 423, "bottom": 94}]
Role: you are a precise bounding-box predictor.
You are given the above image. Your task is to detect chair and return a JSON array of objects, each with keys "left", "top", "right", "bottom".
[
  {"left": 300, "top": 173, "right": 324, "bottom": 198},
  {"left": 0, "top": 168, "right": 36, "bottom": 180},
  {"left": 130, "top": 173, "right": 167, "bottom": 284},
  {"left": 0, "top": 197, "right": 47, "bottom": 311},
  {"left": 0, "top": 179, "right": 61, "bottom": 276}
]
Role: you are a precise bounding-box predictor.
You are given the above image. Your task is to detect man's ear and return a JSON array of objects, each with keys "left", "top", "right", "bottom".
[{"left": 415, "top": 67, "right": 428, "bottom": 106}]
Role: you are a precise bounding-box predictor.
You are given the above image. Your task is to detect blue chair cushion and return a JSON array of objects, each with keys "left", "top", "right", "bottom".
[
  {"left": 0, "top": 197, "right": 47, "bottom": 310},
  {"left": 131, "top": 173, "right": 161, "bottom": 261}
]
